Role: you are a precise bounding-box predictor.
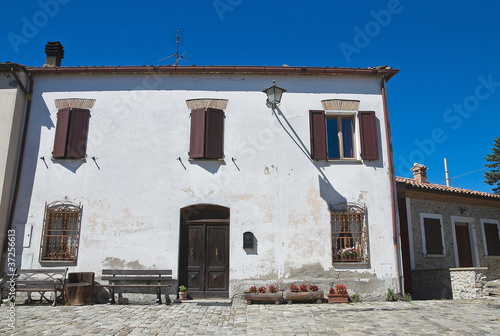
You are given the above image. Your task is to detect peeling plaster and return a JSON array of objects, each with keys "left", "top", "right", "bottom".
[
  {"left": 358, "top": 191, "right": 368, "bottom": 204},
  {"left": 103, "top": 257, "right": 144, "bottom": 270}
]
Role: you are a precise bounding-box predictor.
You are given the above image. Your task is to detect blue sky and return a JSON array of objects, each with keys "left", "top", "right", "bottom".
[{"left": 2, "top": 0, "right": 499, "bottom": 192}]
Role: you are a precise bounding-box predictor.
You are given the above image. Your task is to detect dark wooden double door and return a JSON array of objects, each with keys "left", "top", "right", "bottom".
[{"left": 179, "top": 221, "right": 229, "bottom": 299}]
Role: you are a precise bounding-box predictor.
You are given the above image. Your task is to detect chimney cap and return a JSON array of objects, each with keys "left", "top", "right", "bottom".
[
  {"left": 410, "top": 163, "right": 428, "bottom": 173},
  {"left": 45, "top": 41, "right": 64, "bottom": 57},
  {"left": 411, "top": 163, "right": 428, "bottom": 183}
]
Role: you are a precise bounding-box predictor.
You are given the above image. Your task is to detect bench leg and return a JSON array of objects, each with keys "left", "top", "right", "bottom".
[
  {"left": 165, "top": 292, "right": 171, "bottom": 305},
  {"left": 108, "top": 287, "right": 116, "bottom": 304},
  {"left": 156, "top": 287, "right": 162, "bottom": 305}
]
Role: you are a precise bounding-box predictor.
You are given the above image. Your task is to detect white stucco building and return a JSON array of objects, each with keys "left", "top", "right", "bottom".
[{"left": 4, "top": 43, "right": 401, "bottom": 301}]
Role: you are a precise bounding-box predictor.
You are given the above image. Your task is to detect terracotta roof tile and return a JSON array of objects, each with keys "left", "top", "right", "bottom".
[{"left": 396, "top": 176, "right": 500, "bottom": 199}]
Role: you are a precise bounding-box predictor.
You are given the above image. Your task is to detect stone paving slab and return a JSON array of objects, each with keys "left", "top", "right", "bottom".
[{"left": 1, "top": 298, "right": 499, "bottom": 335}]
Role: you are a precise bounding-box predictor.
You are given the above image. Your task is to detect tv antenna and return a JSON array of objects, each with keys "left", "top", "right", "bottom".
[{"left": 158, "top": 30, "right": 191, "bottom": 66}]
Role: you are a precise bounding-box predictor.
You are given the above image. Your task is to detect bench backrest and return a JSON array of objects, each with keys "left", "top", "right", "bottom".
[
  {"left": 4, "top": 268, "right": 68, "bottom": 289},
  {"left": 15, "top": 268, "right": 68, "bottom": 281},
  {"left": 101, "top": 269, "right": 172, "bottom": 282}
]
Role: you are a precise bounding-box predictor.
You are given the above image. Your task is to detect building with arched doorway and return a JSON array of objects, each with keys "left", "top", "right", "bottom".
[{"left": 3, "top": 43, "right": 402, "bottom": 301}]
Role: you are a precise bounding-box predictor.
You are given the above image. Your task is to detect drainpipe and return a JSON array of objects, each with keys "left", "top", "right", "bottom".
[
  {"left": 2, "top": 66, "right": 33, "bottom": 270},
  {"left": 380, "top": 75, "right": 403, "bottom": 295}
]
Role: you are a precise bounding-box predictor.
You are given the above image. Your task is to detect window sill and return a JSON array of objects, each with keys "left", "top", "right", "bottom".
[
  {"left": 40, "top": 259, "right": 77, "bottom": 265},
  {"left": 333, "top": 261, "right": 369, "bottom": 266},
  {"left": 188, "top": 158, "right": 224, "bottom": 161},
  {"left": 327, "top": 159, "right": 362, "bottom": 164},
  {"left": 424, "top": 254, "right": 446, "bottom": 258},
  {"left": 51, "top": 157, "right": 87, "bottom": 162},
  {"left": 485, "top": 255, "right": 500, "bottom": 258}
]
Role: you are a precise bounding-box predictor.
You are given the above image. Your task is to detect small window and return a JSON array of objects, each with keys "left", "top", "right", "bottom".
[
  {"left": 309, "top": 110, "right": 379, "bottom": 161},
  {"left": 53, "top": 108, "right": 90, "bottom": 159},
  {"left": 420, "top": 214, "right": 445, "bottom": 256},
  {"left": 482, "top": 220, "right": 500, "bottom": 256},
  {"left": 331, "top": 203, "right": 368, "bottom": 262},
  {"left": 189, "top": 108, "right": 224, "bottom": 159},
  {"left": 40, "top": 201, "right": 81, "bottom": 263}
]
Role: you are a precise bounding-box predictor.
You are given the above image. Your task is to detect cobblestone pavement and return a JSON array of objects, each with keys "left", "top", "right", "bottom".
[{"left": 1, "top": 298, "right": 500, "bottom": 335}]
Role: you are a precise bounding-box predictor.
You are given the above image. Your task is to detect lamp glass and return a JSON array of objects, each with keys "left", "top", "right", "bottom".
[{"left": 263, "top": 82, "right": 286, "bottom": 106}]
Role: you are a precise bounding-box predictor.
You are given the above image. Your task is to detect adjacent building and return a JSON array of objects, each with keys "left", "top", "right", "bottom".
[{"left": 397, "top": 164, "right": 500, "bottom": 299}]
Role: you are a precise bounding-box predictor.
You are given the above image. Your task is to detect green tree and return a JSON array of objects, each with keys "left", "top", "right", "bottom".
[{"left": 484, "top": 136, "right": 500, "bottom": 194}]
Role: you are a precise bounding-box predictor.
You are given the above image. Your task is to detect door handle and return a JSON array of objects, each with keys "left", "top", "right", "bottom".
[
  {"left": 190, "top": 248, "right": 195, "bottom": 258},
  {"left": 215, "top": 248, "right": 219, "bottom": 257}
]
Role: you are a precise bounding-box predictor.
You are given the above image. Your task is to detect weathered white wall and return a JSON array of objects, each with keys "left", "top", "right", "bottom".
[
  {"left": 0, "top": 71, "right": 27, "bottom": 260},
  {"left": 12, "top": 73, "right": 397, "bottom": 299}
]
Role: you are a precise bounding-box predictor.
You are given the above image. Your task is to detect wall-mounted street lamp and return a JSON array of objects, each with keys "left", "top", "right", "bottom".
[{"left": 262, "top": 80, "right": 286, "bottom": 108}]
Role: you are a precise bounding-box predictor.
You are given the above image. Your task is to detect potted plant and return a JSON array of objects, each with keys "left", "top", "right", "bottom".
[
  {"left": 326, "top": 284, "right": 349, "bottom": 303},
  {"left": 284, "top": 284, "right": 324, "bottom": 304},
  {"left": 244, "top": 285, "right": 283, "bottom": 304},
  {"left": 178, "top": 285, "right": 188, "bottom": 300},
  {"left": 337, "top": 247, "right": 361, "bottom": 261}
]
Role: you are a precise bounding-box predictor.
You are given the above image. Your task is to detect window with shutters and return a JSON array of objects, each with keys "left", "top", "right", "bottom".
[
  {"left": 420, "top": 213, "right": 445, "bottom": 256},
  {"left": 40, "top": 201, "right": 81, "bottom": 263},
  {"left": 331, "top": 203, "right": 368, "bottom": 263},
  {"left": 52, "top": 108, "right": 90, "bottom": 159},
  {"left": 481, "top": 219, "right": 500, "bottom": 257},
  {"left": 189, "top": 108, "right": 224, "bottom": 159},
  {"left": 309, "top": 110, "right": 379, "bottom": 161}
]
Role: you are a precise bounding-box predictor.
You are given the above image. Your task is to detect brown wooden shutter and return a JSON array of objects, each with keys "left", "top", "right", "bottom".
[
  {"left": 66, "top": 108, "right": 90, "bottom": 158},
  {"left": 358, "top": 111, "right": 379, "bottom": 160},
  {"left": 189, "top": 108, "right": 206, "bottom": 159},
  {"left": 309, "top": 110, "right": 327, "bottom": 160},
  {"left": 52, "top": 108, "right": 70, "bottom": 158},
  {"left": 205, "top": 108, "right": 224, "bottom": 159},
  {"left": 484, "top": 223, "right": 500, "bottom": 256},
  {"left": 424, "top": 218, "right": 443, "bottom": 254}
]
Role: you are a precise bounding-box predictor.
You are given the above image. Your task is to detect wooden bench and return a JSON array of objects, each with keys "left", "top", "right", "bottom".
[
  {"left": 95, "top": 269, "right": 172, "bottom": 305},
  {"left": 1, "top": 268, "right": 68, "bottom": 306}
]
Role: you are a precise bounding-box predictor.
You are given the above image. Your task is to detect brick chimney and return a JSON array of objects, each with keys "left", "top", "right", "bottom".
[
  {"left": 411, "top": 163, "right": 428, "bottom": 183},
  {"left": 44, "top": 41, "right": 64, "bottom": 67}
]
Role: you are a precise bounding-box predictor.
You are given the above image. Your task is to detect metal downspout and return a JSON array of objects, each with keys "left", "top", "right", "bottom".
[{"left": 381, "top": 75, "right": 403, "bottom": 295}]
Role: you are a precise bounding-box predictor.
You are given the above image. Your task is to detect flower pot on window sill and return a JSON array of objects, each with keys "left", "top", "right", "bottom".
[
  {"left": 284, "top": 290, "right": 324, "bottom": 304},
  {"left": 326, "top": 293, "right": 349, "bottom": 303}
]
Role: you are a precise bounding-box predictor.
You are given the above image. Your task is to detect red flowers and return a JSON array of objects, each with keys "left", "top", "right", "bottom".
[
  {"left": 269, "top": 285, "right": 277, "bottom": 293},
  {"left": 258, "top": 286, "right": 267, "bottom": 293},
  {"left": 289, "top": 284, "right": 319, "bottom": 292},
  {"left": 249, "top": 286, "right": 257, "bottom": 293},
  {"left": 335, "top": 284, "right": 348, "bottom": 295}
]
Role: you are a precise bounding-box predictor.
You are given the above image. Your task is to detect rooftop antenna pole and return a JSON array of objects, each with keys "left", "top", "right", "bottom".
[
  {"left": 174, "top": 30, "right": 180, "bottom": 66},
  {"left": 158, "top": 29, "right": 191, "bottom": 66},
  {"left": 444, "top": 157, "right": 450, "bottom": 187}
]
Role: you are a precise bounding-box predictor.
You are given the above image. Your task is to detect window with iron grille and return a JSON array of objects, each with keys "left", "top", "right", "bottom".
[
  {"left": 40, "top": 201, "right": 81, "bottom": 263},
  {"left": 331, "top": 203, "right": 368, "bottom": 262}
]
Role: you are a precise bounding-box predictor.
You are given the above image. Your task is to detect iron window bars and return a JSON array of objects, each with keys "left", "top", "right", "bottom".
[
  {"left": 330, "top": 202, "right": 368, "bottom": 263},
  {"left": 40, "top": 201, "right": 81, "bottom": 262}
]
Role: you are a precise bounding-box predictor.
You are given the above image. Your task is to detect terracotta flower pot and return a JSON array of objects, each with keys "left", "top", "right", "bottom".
[
  {"left": 179, "top": 292, "right": 188, "bottom": 300},
  {"left": 326, "top": 293, "right": 348, "bottom": 303}
]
